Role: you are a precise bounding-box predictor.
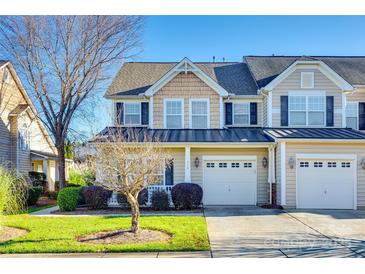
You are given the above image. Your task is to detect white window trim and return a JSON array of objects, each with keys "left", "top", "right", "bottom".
[
  {"left": 301, "top": 72, "right": 314, "bottom": 89},
  {"left": 345, "top": 101, "right": 359, "bottom": 130},
  {"left": 123, "top": 101, "right": 142, "bottom": 126},
  {"left": 233, "top": 102, "right": 250, "bottom": 126},
  {"left": 288, "top": 94, "right": 326, "bottom": 127},
  {"left": 189, "top": 98, "right": 210, "bottom": 129},
  {"left": 164, "top": 98, "right": 184, "bottom": 129}
]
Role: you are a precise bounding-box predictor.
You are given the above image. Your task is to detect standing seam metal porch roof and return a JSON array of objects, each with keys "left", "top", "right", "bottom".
[{"left": 95, "top": 127, "right": 274, "bottom": 143}]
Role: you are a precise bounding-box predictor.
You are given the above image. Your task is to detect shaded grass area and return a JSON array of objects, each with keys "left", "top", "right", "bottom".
[
  {"left": 0, "top": 215, "right": 210, "bottom": 253},
  {"left": 27, "top": 205, "right": 55, "bottom": 214}
]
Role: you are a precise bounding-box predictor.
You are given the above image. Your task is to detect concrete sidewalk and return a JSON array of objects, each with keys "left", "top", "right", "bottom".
[{"left": 0, "top": 251, "right": 212, "bottom": 258}]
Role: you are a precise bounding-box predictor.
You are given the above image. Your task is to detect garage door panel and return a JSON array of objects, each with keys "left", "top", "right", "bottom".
[
  {"left": 297, "top": 159, "right": 355, "bottom": 209},
  {"left": 203, "top": 160, "right": 257, "bottom": 205}
]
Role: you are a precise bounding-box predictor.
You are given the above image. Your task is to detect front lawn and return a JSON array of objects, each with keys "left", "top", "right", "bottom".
[
  {"left": 0, "top": 215, "right": 210, "bottom": 253},
  {"left": 27, "top": 204, "right": 55, "bottom": 213}
]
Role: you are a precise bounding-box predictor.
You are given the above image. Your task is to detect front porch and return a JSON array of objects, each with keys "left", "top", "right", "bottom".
[{"left": 107, "top": 144, "right": 276, "bottom": 207}]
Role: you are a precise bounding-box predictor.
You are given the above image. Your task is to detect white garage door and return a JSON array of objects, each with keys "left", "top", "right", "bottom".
[
  {"left": 203, "top": 159, "right": 257, "bottom": 205},
  {"left": 297, "top": 158, "right": 355, "bottom": 209}
]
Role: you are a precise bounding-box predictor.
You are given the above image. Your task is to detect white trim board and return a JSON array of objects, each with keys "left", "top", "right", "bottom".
[
  {"left": 145, "top": 57, "right": 229, "bottom": 97},
  {"left": 296, "top": 154, "right": 357, "bottom": 160}
]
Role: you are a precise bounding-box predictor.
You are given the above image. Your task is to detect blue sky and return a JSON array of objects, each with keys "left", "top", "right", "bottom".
[
  {"left": 140, "top": 16, "right": 365, "bottom": 62},
  {"left": 82, "top": 16, "right": 365, "bottom": 138}
]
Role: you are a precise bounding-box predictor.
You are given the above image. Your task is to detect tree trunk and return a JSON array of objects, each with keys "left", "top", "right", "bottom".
[
  {"left": 56, "top": 139, "right": 66, "bottom": 190},
  {"left": 126, "top": 194, "right": 140, "bottom": 234}
]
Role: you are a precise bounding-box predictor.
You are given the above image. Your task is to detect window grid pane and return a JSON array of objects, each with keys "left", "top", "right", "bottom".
[
  {"left": 233, "top": 103, "right": 249, "bottom": 125},
  {"left": 166, "top": 100, "right": 183, "bottom": 128},
  {"left": 191, "top": 101, "right": 208, "bottom": 128},
  {"left": 124, "top": 103, "right": 141, "bottom": 125}
]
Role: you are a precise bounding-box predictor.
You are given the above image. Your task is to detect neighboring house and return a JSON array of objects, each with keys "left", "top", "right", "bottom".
[
  {"left": 97, "top": 56, "right": 365, "bottom": 210},
  {"left": 0, "top": 60, "right": 66, "bottom": 191}
]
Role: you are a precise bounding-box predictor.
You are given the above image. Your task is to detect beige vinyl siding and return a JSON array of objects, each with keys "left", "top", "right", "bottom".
[
  {"left": 284, "top": 142, "right": 365, "bottom": 208},
  {"left": 0, "top": 68, "right": 27, "bottom": 166},
  {"left": 153, "top": 72, "right": 220, "bottom": 129},
  {"left": 272, "top": 68, "right": 343, "bottom": 127},
  {"left": 262, "top": 96, "right": 268, "bottom": 127},
  {"left": 167, "top": 148, "right": 185, "bottom": 184},
  {"left": 190, "top": 148, "right": 269, "bottom": 204}
]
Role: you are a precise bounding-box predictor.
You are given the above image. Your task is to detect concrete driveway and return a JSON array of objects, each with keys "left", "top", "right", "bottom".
[{"left": 204, "top": 206, "right": 365, "bottom": 258}]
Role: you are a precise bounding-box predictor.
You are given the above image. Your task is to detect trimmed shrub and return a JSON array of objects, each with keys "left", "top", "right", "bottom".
[
  {"left": 57, "top": 187, "right": 81, "bottom": 212},
  {"left": 27, "top": 186, "right": 43, "bottom": 206},
  {"left": 171, "top": 183, "right": 203, "bottom": 210},
  {"left": 116, "top": 188, "right": 149, "bottom": 206},
  {"left": 151, "top": 190, "right": 169, "bottom": 211},
  {"left": 82, "top": 186, "right": 112, "bottom": 209}
]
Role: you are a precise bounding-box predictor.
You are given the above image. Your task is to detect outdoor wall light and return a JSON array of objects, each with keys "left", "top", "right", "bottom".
[
  {"left": 194, "top": 157, "right": 200, "bottom": 168},
  {"left": 288, "top": 157, "right": 295, "bottom": 169},
  {"left": 361, "top": 158, "right": 365, "bottom": 169},
  {"left": 262, "top": 157, "right": 268, "bottom": 168}
]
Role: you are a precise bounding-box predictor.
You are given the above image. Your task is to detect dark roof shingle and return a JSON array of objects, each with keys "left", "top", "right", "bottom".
[
  {"left": 106, "top": 62, "right": 258, "bottom": 97},
  {"left": 245, "top": 56, "right": 365, "bottom": 88}
]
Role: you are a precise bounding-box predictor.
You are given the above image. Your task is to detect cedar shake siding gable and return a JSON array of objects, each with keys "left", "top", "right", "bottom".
[{"left": 152, "top": 72, "right": 221, "bottom": 129}]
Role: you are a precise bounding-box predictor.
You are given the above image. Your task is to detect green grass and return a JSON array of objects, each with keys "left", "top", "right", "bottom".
[
  {"left": 0, "top": 215, "right": 210, "bottom": 253},
  {"left": 27, "top": 204, "right": 56, "bottom": 214}
]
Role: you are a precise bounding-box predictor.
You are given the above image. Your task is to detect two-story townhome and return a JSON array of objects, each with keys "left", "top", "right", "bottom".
[
  {"left": 98, "top": 56, "right": 365, "bottom": 210},
  {"left": 0, "top": 60, "right": 66, "bottom": 191}
]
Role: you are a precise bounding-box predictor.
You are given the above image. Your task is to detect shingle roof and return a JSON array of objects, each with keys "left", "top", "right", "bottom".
[
  {"left": 0, "top": 60, "right": 9, "bottom": 67},
  {"left": 106, "top": 62, "right": 258, "bottom": 97},
  {"left": 264, "top": 128, "right": 365, "bottom": 140},
  {"left": 245, "top": 56, "right": 365, "bottom": 88},
  {"left": 94, "top": 127, "right": 274, "bottom": 143}
]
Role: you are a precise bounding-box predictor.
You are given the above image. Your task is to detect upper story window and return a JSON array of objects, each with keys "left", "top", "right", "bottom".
[
  {"left": 233, "top": 103, "right": 250, "bottom": 125},
  {"left": 18, "top": 123, "right": 30, "bottom": 151},
  {"left": 124, "top": 103, "right": 141, "bottom": 125},
  {"left": 346, "top": 102, "right": 358, "bottom": 129},
  {"left": 289, "top": 95, "right": 325, "bottom": 126},
  {"left": 301, "top": 72, "right": 314, "bottom": 89},
  {"left": 190, "top": 99, "right": 209, "bottom": 129},
  {"left": 164, "top": 99, "right": 183, "bottom": 128}
]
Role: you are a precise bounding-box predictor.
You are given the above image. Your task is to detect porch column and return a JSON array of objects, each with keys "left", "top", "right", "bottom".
[
  {"left": 42, "top": 159, "right": 48, "bottom": 179},
  {"left": 268, "top": 145, "right": 276, "bottom": 204},
  {"left": 184, "top": 146, "right": 191, "bottom": 183}
]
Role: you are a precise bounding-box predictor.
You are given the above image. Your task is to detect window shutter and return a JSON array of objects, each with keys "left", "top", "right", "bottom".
[
  {"left": 116, "top": 102, "right": 124, "bottom": 125},
  {"left": 359, "top": 103, "right": 365, "bottom": 130},
  {"left": 141, "top": 102, "right": 149, "bottom": 125},
  {"left": 280, "top": 96, "right": 288, "bottom": 126},
  {"left": 250, "top": 102, "right": 257, "bottom": 125},
  {"left": 165, "top": 160, "right": 174, "bottom": 186},
  {"left": 326, "top": 96, "right": 334, "bottom": 127},
  {"left": 225, "top": 102, "right": 233, "bottom": 125}
]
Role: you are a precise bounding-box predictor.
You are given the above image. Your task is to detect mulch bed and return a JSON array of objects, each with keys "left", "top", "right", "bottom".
[
  {"left": 77, "top": 229, "right": 172, "bottom": 245},
  {"left": 0, "top": 226, "right": 28, "bottom": 243},
  {"left": 52, "top": 207, "right": 203, "bottom": 215},
  {"left": 37, "top": 196, "right": 57, "bottom": 206}
]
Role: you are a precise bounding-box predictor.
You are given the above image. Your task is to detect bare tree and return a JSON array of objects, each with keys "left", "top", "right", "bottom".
[
  {"left": 89, "top": 128, "right": 171, "bottom": 234},
  {"left": 0, "top": 16, "right": 143, "bottom": 188}
]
